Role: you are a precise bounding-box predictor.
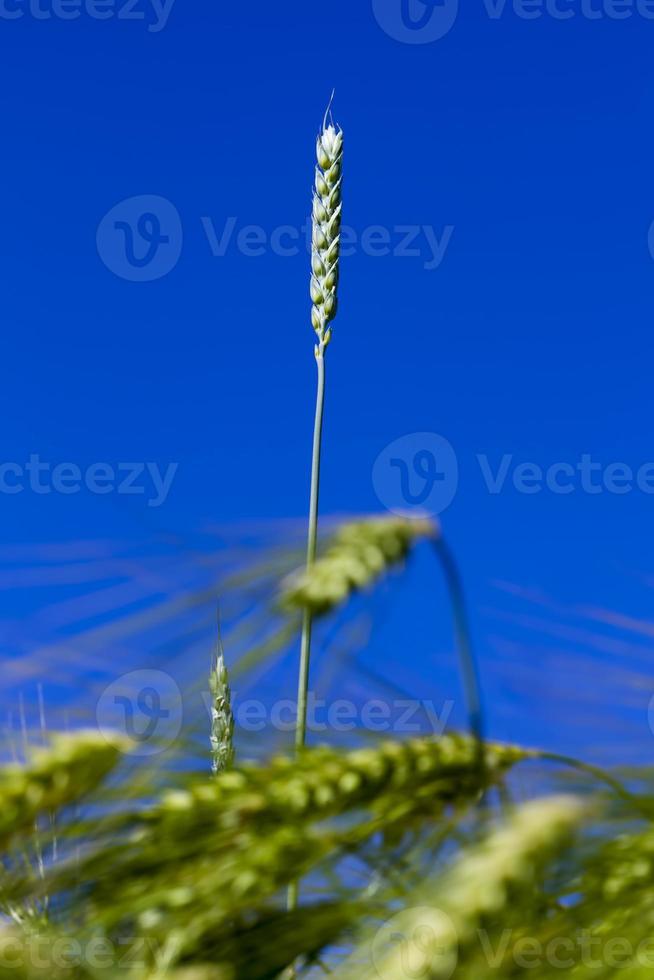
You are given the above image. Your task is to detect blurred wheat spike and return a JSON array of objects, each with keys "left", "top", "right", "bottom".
[
  {"left": 4, "top": 730, "right": 650, "bottom": 980},
  {"left": 310, "top": 113, "right": 343, "bottom": 349},
  {"left": 156, "top": 733, "right": 524, "bottom": 830},
  {"left": 281, "top": 515, "right": 437, "bottom": 615},
  {"left": 43, "top": 734, "right": 525, "bottom": 955},
  {"left": 0, "top": 730, "right": 127, "bottom": 845},
  {"left": 346, "top": 795, "right": 586, "bottom": 980}
]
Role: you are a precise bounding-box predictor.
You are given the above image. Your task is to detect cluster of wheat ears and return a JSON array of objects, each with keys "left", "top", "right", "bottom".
[{"left": 0, "top": 102, "right": 652, "bottom": 980}]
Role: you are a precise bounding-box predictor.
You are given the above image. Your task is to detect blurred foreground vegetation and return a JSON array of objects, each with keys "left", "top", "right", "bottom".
[{"left": 1, "top": 516, "right": 653, "bottom": 979}]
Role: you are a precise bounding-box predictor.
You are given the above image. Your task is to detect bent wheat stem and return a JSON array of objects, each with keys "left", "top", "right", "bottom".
[{"left": 433, "top": 537, "right": 484, "bottom": 754}]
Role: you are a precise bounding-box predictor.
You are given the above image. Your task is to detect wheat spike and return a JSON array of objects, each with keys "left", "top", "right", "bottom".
[
  {"left": 350, "top": 795, "right": 585, "bottom": 980},
  {"left": 209, "top": 624, "right": 235, "bottom": 774},
  {"left": 157, "top": 734, "right": 525, "bottom": 834},
  {"left": 281, "top": 515, "right": 437, "bottom": 616},
  {"left": 310, "top": 109, "right": 343, "bottom": 351},
  {"left": 436, "top": 795, "right": 584, "bottom": 921},
  {"left": 0, "top": 730, "right": 127, "bottom": 845},
  {"left": 65, "top": 735, "right": 526, "bottom": 954}
]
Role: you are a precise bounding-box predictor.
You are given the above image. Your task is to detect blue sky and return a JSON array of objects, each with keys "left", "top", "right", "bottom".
[{"left": 1, "top": 1, "right": 654, "bottom": 762}]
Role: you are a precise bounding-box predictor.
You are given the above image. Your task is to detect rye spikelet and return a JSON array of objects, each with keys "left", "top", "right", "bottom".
[
  {"left": 310, "top": 112, "right": 343, "bottom": 351},
  {"left": 209, "top": 645, "right": 235, "bottom": 774},
  {"left": 281, "top": 515, "right": 437, "bottom": 616}
]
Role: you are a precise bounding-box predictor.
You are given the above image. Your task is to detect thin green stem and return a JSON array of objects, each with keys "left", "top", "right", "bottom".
[
  {"left": 295, "top": 345, "right": 326, "bottom": 753},
  {"left": 288, "top": 344, "right": 327, "bottom": 941}
]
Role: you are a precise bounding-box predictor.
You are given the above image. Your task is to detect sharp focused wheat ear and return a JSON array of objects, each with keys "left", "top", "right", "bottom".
[
  {"left": 209, "top": 614, "right": 234, "bottom": 774},
  {"left": 295, "top": 107, "right": 344, "bottom": 759},
  {"left": 310, "top": 116, "right": 343, "bottom": 351}
]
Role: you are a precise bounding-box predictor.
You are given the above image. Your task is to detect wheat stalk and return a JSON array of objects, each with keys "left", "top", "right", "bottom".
[
  {"left": 294, "top": 101, "right": 344, "bottom": 757},
  {"left": 287, "top": 100, "right": 344, "bottom": 960},
  {"left": 288, "top": 104, "right": 343, "bottom": 964}
]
